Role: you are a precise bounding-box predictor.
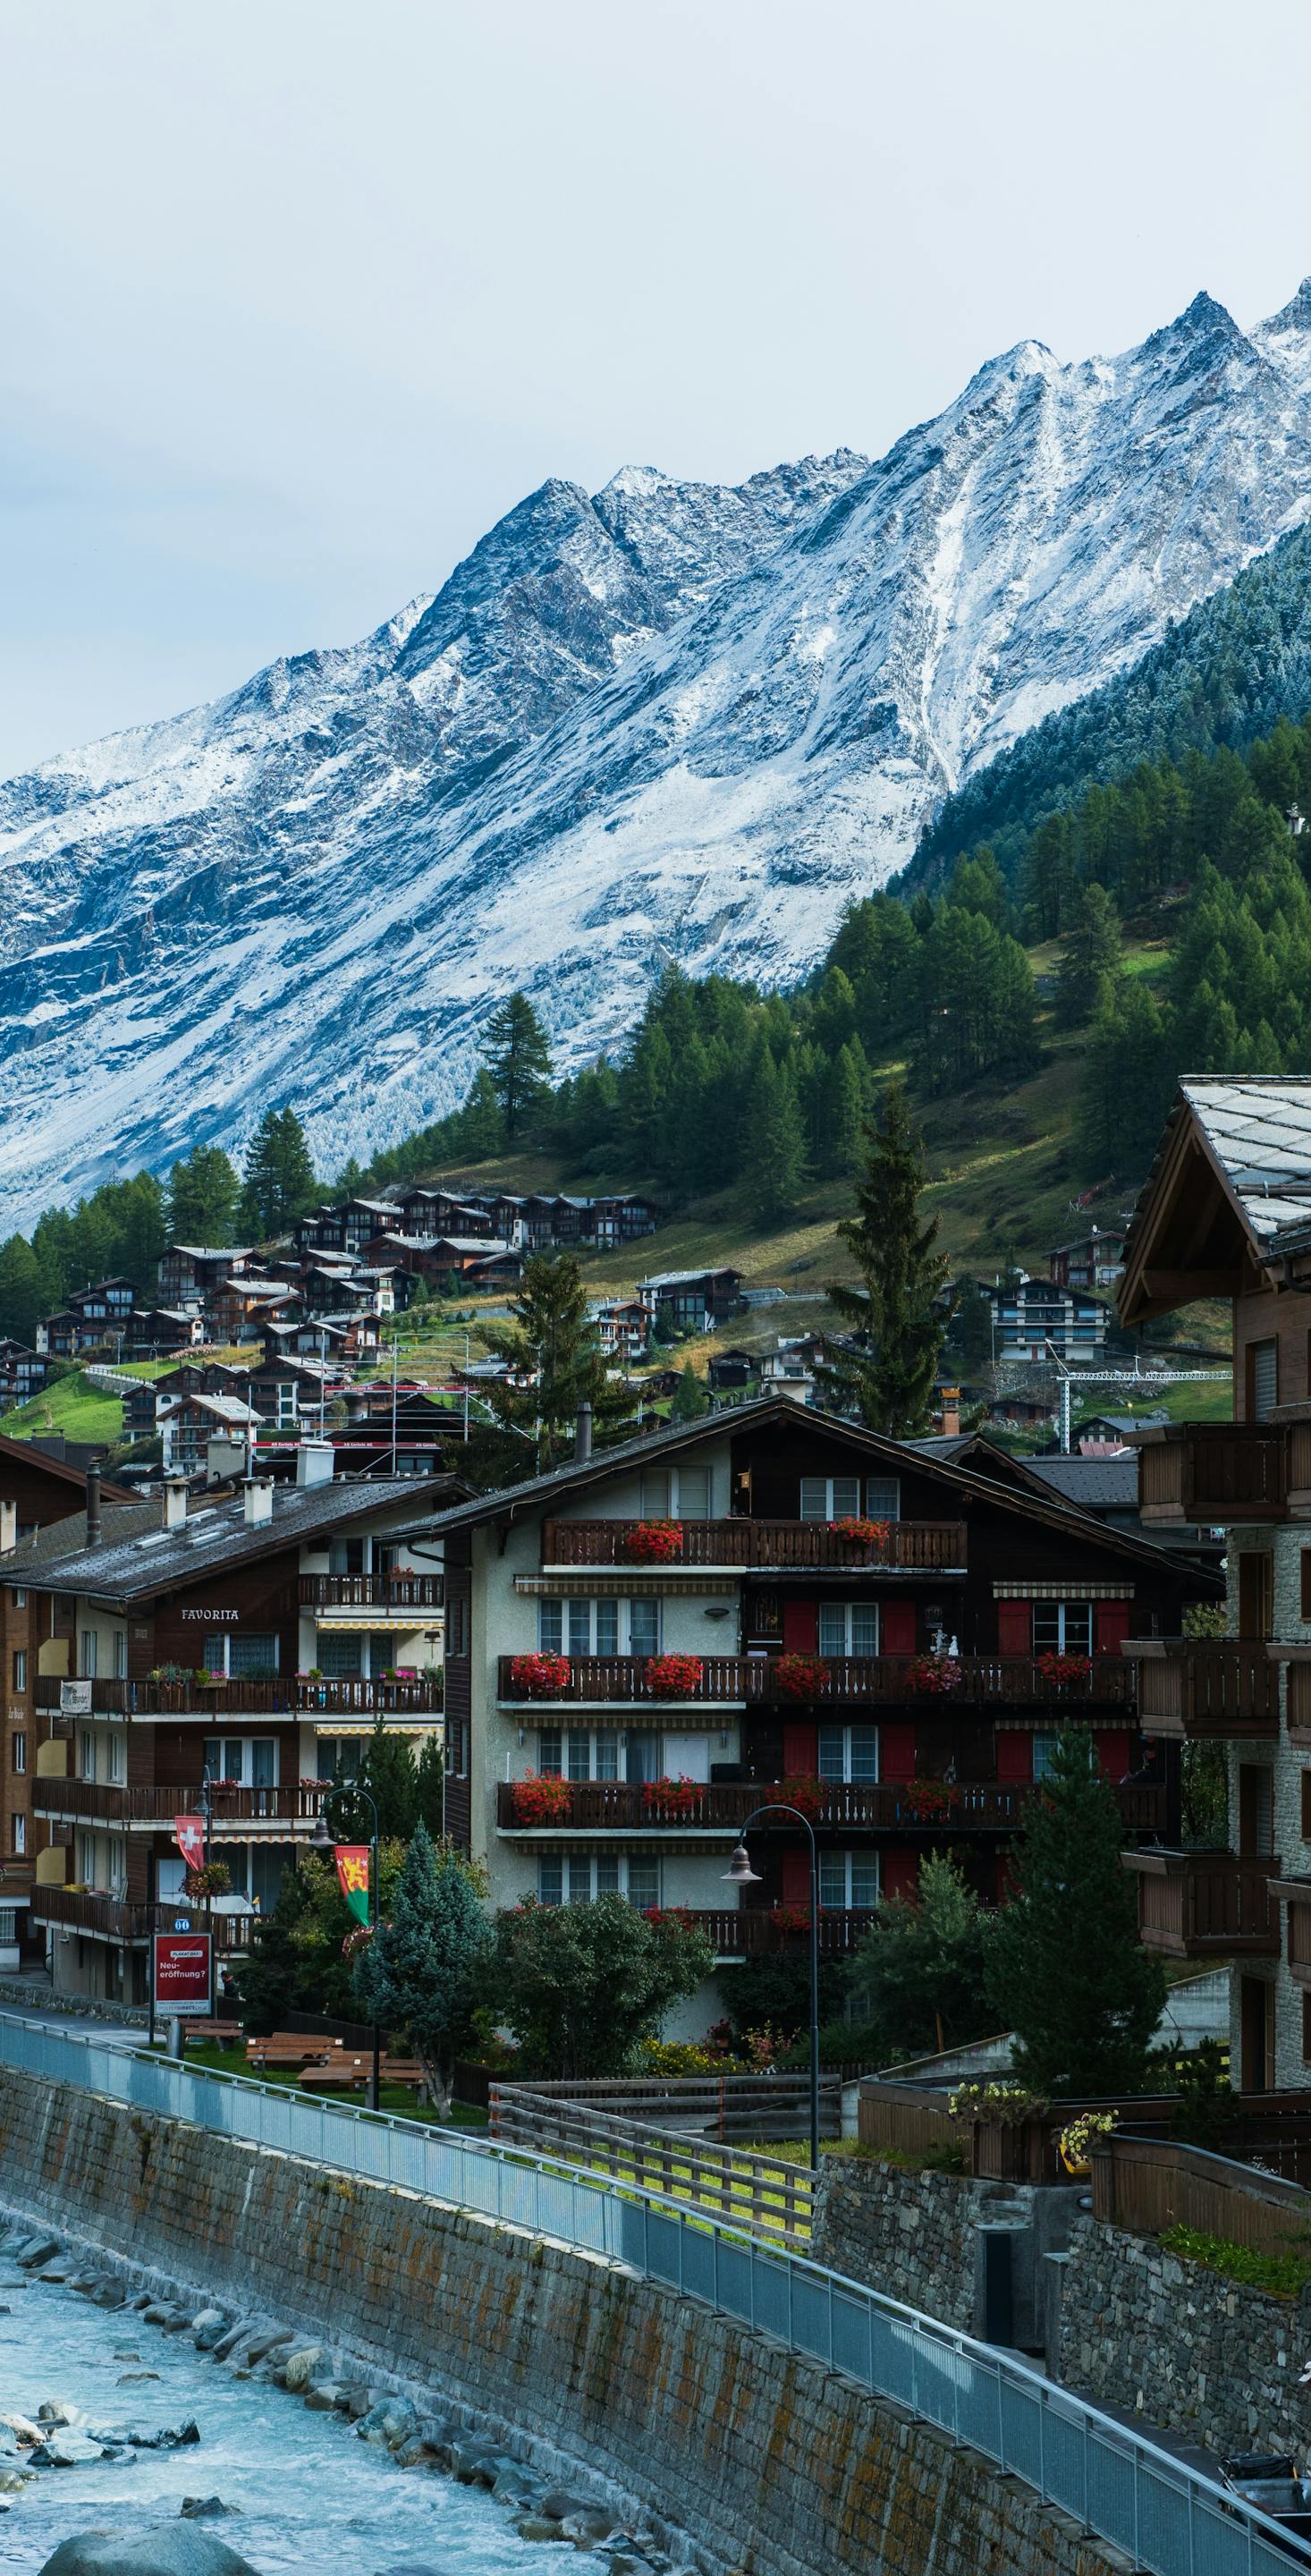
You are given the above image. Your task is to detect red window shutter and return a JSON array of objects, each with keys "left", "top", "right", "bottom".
[
  {"left": 881, "top": 1848, "right": 919, "bottom": 1904},
  {"left": 995, "top": 1730, "right": 1032, "bottom": 1784},
  {"left": 879, "top": 1722, "right": 917, "bottom": 1782},
  {"left": 881, "top": 1601, "right": 917, "bottom": 1657},
  {"left": 996, "top": 1601, "right": 1032, "bottom": 1656},
  {"left": 1095, "top": 1602, "right": 1132, "bottom": 1656},
  {"left": 782, "top": 1722, "right": 817, "bottom": 1775},
  {"left": 1095, "top": 1729, "right": 1130, "bottom": 1783},
  {"left": 782, "top": 1598, "right": 818, "bottom": 1652},
  {"left": 781, "top": 1852, "right": 810, "bottom": 1906}
]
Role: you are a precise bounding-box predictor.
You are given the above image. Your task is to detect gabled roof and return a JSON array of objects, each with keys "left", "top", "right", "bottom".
[
  {"left": 8, "top": 1474, "right": 461, "bottom": 1603},
  {"left": 1119, "top": 1078, "right": 1311, "bottom": 1324},
  {"left": 0, "top": 1431, "right": 133, "bottom": 1504}
]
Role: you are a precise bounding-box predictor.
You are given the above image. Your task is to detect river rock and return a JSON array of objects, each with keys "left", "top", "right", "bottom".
[
  {"left": 562, "top": 2512, "right": 621, "bottom": 2547},
  {"left": 111, "top": 2351, "right": 141, "bottom": 2362},
  {"left": 29, "top": 2436, "right": 113, "bottom": 2467},
  {"left": 89, "top": 2421, "right": 199, "bottom": 2453},
  {"left": 179, "top": 2499, "right": 241, "bottom": 2520},
  {"left": 0, "top": 2468, "right": 36, "bottom": 2492},
  {"left": 191, "top": 2318, "right": 229, "bottom": 2353},
  {"left": 207, "top": 2322, "right": 253, "bottom": 2363},
  {"left": 542, "top": 2493, "right": 591, "bottom": 2523},
  {"left": 14, "top": 2235, "right": 60, "bottom": 2268},
  {"left": 344, "top": 2385, "right": 380, "bottom": 2419},
  {"left": 38, "top": 2529, "right": 260, "bottom": 2574},
  {"left": 0, "top": 2411, "right": 40, "bottom": 2443},
  {"left": 117, "top": 2375, "right": 160, "bottom": 2386},
  {"left": 302, "top": 2385, "right": 346, "bottom": 2412},
  {"left": 356, "top": 2397, "right": 417, "bottom": 2450},
  {"left": 241, "top": 2328, "right": 292, "bottom": 2365},
  {"left": 90, "top": 2284, "right": 127, "bottom": 2309},
  {"left": 280, "top": 2344, "right": 324, "bottom": 2391},
  {"left": 517, "top": 2520, "right": 568, "bottom": 2544},
  {"left": 38, "top": 2402, "right": 77, "bottom": 2425}
]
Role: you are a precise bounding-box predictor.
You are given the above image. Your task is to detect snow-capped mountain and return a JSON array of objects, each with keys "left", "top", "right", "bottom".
[{"left": 7, "top": 283, "right": 1311, "bottom": 1217}]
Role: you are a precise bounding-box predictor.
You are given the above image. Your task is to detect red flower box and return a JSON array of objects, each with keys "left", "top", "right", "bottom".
[
  {"left": 1036, "top": 1650, "right": 1094, "bottom": 1689},
  {"left": 510, "top": 1772, "right": 575, "bottom": 1823},
  {"left": 625, "top": 1521, "right": 684, "bottom": 1564},
  {"left": 905, "top": 1655, "right": 963, "bottom": 1696},
  {"left": 644, "top": 1652, "right": 704, "bottom": 1700},
  {"left": 774, "top": 1652, "right": 832, "bottom": 1702},
  {"left": 901, "top": 1776, "right": 963, "bottom": 1820},
  {"left": 763, "top": 1775, "right": 825, "bottom": 1821},
  {"left": 507, "top": 1651, "right": 572, "bottom": 1700},
  {"left": 830, "top": 1515, "right": 892, "bottom": 1556},
  {"left": 641, "top": 1775, "right": 704, "bottom": 1818}
]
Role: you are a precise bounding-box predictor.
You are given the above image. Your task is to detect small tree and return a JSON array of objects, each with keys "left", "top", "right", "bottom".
[
  {"left": 481, "top": 1252, "right": 624, "bottom": 1468},
  {"left": 1055, "top": 884, "right": 1121, "bottom": 1030},
  {"left": 166, "top": 1143, "right": 241, "bottom": 1247},
  {"left": 416, "top": 1733, "right": 445, "bottom": 1839},
  {"left": 354, "top": 1825, "right": 492, "bottom": 2113},
  {"left": 239, "top": 1107, "right": 318, "bottom": 1239},
  {"left": 483, "top": 992, "right": 554, "bottom": 1140},
  {"left": 846, "top": 1852, "right": 994, "bottom": 2061},
  {"left": 670, "top": 1362, "right": 709, "bottom": 1420},
  {"left": 353, "top": 1712, "right": 419, "bottom": 1841},
  {"left": 492, "top": 1896, "right": 714, "bottom": 2076},
  {"left": 986, "top": 1732, "right": 1165, "bottom": 2097},
  {"left": 819, "top": 1080, "right": 952, "bottom": 1436}
]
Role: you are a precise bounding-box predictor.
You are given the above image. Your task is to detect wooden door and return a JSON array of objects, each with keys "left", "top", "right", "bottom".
[
  {"left": 1239, "top": 1975, "right": 1273, "bottom": 2095},
  {"left": 1238, "top": 1551, "right": 1273, "bottom": 1640}
]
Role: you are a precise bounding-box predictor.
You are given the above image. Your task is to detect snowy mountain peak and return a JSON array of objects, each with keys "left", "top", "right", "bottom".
[{"left": 7, "top": 282, "right": 1311, "bottom": 1219}]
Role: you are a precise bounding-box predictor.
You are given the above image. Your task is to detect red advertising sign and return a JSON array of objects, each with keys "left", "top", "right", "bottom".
[
  {"left": 173, "top": 1815, "right": 206, "bottom": 1873},
  {"left": 153, "top": 1932, "right": 212, "bottom": 2012}
]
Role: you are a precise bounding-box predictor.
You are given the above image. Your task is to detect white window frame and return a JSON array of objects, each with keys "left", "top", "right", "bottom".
[
  {"left": 11, "top": 1814, "right": 24, "bottom": 1858},
  {"left": 202, "top": 1632, "right": 280, "bottom": 1679},
  {"left": 12, "top": 1650, "right": 25, "bottom": 1694},
  {"left": 817, "top": 1602, "right": 881, "bottom": 1657},
  {"left": 113, "top": 1631, "right": 128, "bottom": 1681},
  {"left": 639, "top": 1466, "right": 713, "bottom": 1521},
  {"left": 537, "top": 1853, "right": 663, "bottom": 1907},
  {"left": 1032, "top": 1601, "right": 1094, "bottom": 1656},
  {"left": 79, "top": 1730, "right": 97, "bottom": 1783},
  {"left": 10, "top": 1589, "right": 25, "bottom": 1610},
  {"left": 107, "top": 1734, "right": 124, "bottom": 1785},
  {"left": 538, "top": 1598, "right": 662, "bottom": 1657},
  {"left": 202, "top": 1736, "right": 279, "bottom": 1788},
  {"left": 11, "top": 1731, "right": 25, "bottom": 1775},
  {"left": 80, "top": 1631, "right": 97, "bottom": 1681},
  {"left": 817, "top": 1723, "right": 880, "bottom": 1784},
  {"left": 800, "top": 1476, "right": 901, "bottom": 1523},
  {"left": 818, "top": 1850, "right": 879, "bottom": 1910}
]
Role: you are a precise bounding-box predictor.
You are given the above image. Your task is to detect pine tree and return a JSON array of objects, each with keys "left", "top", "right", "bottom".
[
  {"left": 819, "top": 1081, "right": 952, "bottom": 1436},
  {"left": 456, "top": 1069, "right": 506, "bottom": 1157},
  {"left": 745, "top": 1052, "right": 805, "bottom": 1226},
  {"left": 356, "top": 1712, "right": 419, "bottom": 1841},
  {"left": 239, "top": 1108, "right": 317, "bottom": 1239},
  {"left": 825, "top": 1044, "right": 866, "bottom": 1176},
  {"left": 985, "top": 1732, "right": 1165, "bottom": 2096},
  {"left": 483, "top": 993, "right": 553, "bottom": 1140},
  {"left": 482, "top": 1253, "right": 624, "bottom": 1468},
  {"left": 0, "top": 1235, "right": 53, "bottom": 1347},
  {"left": 847, "top": 1852, "right": 994, "bottom": 2059},
  {"left": 1056, "top": 885, "right": 1122, "bottom": 1028},
  {"left": 670, "top": 1362, "right": 709, "bottom": 1420},
  {"left": 353, "top": 1824, "right": 491, "bottom": 2112},
  {"left": 166, "top": 1144, "right": 241, "bottom": 1246}
]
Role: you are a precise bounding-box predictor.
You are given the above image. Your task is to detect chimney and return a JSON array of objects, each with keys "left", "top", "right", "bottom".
[
  {"left": 575, "top": 1402, "right": 592, "bottom": 1463},
  {"left": 164, "top": 1475, "right": 188, "bottom": 1532},
  {"left": 939, "top": 1386, "right": 960, "bottom": 1438},
  {"left": 295, "top": 1441, "right": 334, "bottom": 1489},
  {"left": 0, "top": 1499, "right": 15, "bottom": 1555},
  {"left": 243, "top": 1478, "right": 275, "bottom": 1528},
  {"left": 86, "top": 1462, "right": 103, "bottom": 1546}
]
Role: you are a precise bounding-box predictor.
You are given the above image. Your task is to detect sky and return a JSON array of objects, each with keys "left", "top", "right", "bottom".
[{"left": 3, "top": 0, "right": 1311, "bottom": 777}]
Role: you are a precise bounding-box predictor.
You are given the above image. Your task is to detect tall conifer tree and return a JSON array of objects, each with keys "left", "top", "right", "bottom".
[{"left": 819, "top": 1080, "right": 951, "bottom": 1436}]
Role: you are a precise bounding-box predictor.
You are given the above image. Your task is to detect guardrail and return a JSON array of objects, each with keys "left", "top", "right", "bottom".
[
  {"left": 0, "top": 2012, "right": 1302, "bottom": 2576},
  {"left": 489, "top": 2087, "right": 822, "bottom": 2235}
]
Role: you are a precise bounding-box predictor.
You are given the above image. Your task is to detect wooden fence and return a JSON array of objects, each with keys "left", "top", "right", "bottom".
[
  {"left": 488, "top": 2084, "right": 819, "bottom": 2237},
  {"left": 1093, "top": 2130, "right": 1311, "bottom": 2257},
  {"left": 490, "top": 2071, "right": 846, "bottom": 2143}
]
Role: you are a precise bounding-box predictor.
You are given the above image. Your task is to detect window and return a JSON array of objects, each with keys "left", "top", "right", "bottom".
[
  {"left": 639, "top": 1467, "right": 712, "bottom": 1520},
  {"left": 800, "top": 1476, "right": 861, "bottom": 1523},
  {"left": 201, "top": 1631, "right": 227, "bottom": 1676},
  {"left": 1033, "top": 1733, "right": 1060, "bottom": 1782},
  {"left": 0, "top": 1910, "right": 16, "bottom": 1944},
  {"left": 10, "top": 1589, "right": 25, "bottom": 1610},
  {"left": 536, "top": 1729, "right": 627, "bottom": 1782},
  {"left": 318, "top": 1736, "right": 362, "bottom": 1783},
  {"left": 537, "top": 1599, "right": 660, "bottom": 1656},
  {"left": 113, "top": 1631, "right": 128, "bottom": 1681},
  {"left": 276, "top": 1383, "right": 299, "bottom": 1426},
  {"left": 1032, "top": 1602, "right": 1093, "bottom": 1657},
  {"left": 447, "top": 1600, "right": 469, "bottom": 1657},
  {"left": 229, "top": 1633, "right": 277, "bottom": 1678},
  {"left": 204, "top": 1737, "right": 276, "bottom": 1786},
  {"left": 318, "top": 1632, "right": 363, "bottom": 1678},
  {"left": 818, "top": 1851, "right": 879, "bottom": 1909},
  {"left": 107, "top": 1735, "right": 124, "bottom": 1785},
  {"left": 11, "top": 1815, "right": 24, "bottom": 1858},
  {"left": 537, "top": 1855, "right": 661, "bottom": 1906},
  {"left": 1248, "top": 1337, "right": 1279, "bottom": 1423},
  {"left": 329, "top": 1538, "right": 365, "bottom": 1575},
  {"left": 817, "top": 1603, "right": 880, "bottom": 1657},
  {"left": 79, "top": 1731, "right": 96, "bottom": 1782},
  {"left": 864, "top": 1478, "right": 901, "bottom": 1524},
  {"left": 80, "top": 1631, "right": 97, "bottom": 1681},
  {"left": 817, "top": 1724, "right": 879, "bottom": 1783},
  {"left": 10, "top": 1651, "right": 25, "bottom": 1693},
  {"left": 11, "top": 1733, "right": 24, "bottom": 1775}
]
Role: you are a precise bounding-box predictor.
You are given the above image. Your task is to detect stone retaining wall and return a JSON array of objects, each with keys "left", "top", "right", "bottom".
[
  {"left": 812, "top": 2157, "right": 1012, "bottom": 2332},
  {"left": 1053, "top": 2208, "right": 1311, "bottom": 2457},
  {"left": 0, "top": 1979, "right": 147, "bottom": 2026},
  {"left": 0, "top": 2068, "right": 1127, "bottom": 2576}
]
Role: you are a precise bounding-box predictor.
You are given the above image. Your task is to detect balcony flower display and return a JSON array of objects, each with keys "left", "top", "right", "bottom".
[
  {"left": 1057, "top": 2108, "right": 1119, "bottom": 2176},
  {"left": 184, "top": 1861, "right": 232, "bottom": 1899},
  {"left": 905, "top": 1653, "right": 963, "bottom": 1696},
  {"left": 644, "top": 1652, "right": 704, "bottom": 1700},
  {"left": 830, "top": 1515, "right": 892, "bottom": 1557},
  {"left": 625, "top": 1519, "right": 684, "bottom": 1564},
  {"left": 641, "top": 1776, "right": 704, "bottom": 1818},
  {"left": 1036, "top": 1649, "right": 1094, "bottom": 1690},
  {"left": 773, "top": 1652, "right": 832, "bottom": 1701},
  {"left": 770, "top": 1902, "right": 828, "bottom": 1936},
  {"left": 764, "top": 1775, "right": 825, "bottom": 1821},
  {"left": 342, "top": 1920, "right": 375, "bottom": 1959},
  {"left": 948, "top": 2080, "right": 1048, "bottom": 2126},
  {"left": 148, "top": 1663, "right": 192, "bottom": 1687},
  {"left": 506, "top": 1651, "right": 572, "bottom": 1699},
  {"left": 640, "top": 1905, "right": 698, "bottom": 1932},
  {"left": 901, "top": 1776, "right": 962, "bottom": 1821},
  {"left": 510, "top": 1771, "right": 575, "bottom": 1824}
]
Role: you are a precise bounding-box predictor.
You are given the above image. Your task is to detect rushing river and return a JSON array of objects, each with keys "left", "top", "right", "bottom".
[{"left": 0, "top": 2242, "right": 586, "bottom": 2575}]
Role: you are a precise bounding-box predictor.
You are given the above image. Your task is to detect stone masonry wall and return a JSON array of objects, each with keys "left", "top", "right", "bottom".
[
  {"left": 1055, "top": 2207, "right": 1311, "bottom": 2457},
  {"left": 812, "top": 2157, "right": 1011, "bottom": 2332},
  {"left": 0, "top": 2067, "right": 1127, "bottom": 2576}
]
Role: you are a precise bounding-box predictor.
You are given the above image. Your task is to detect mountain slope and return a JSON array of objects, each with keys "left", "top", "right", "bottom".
[{"left": 7, "top": 284, "right": 1311, "bottom": 1217}]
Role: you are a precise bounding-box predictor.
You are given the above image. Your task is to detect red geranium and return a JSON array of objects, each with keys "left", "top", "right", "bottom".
[
  {"left": 830, "top": 1515, "right": 892, "bottom": 1555},
  {"left": 905, "top": 1655, "right": 963, "bottom": 1696},
  {"left": 625, "top": 1521, "right": 683, "bottom": 1563},
  {"left": 510, "top": 1772, "right": 575, "bottom": 1823},
  {"left": 901, "top": 1776, "right": 962, "bottom": 1820},
  {"left": 1036, "top": 1649, "right": 1094, "bottom": 1688},
  {"left": 507, "top": 1651, "right": 572, "bottom": 1699},
  {"left": 641, "top": 1775, "right": 704, "bottom": 1818},
  {"left": 763, "top": 1775, "right": 825, "bottom": 1821},
  {"left": 773, "top": 1652, "right": 832, "bottom": 1701},
  {"left": 645, "top": 1652, "right": 704, "bottom": 1699}
]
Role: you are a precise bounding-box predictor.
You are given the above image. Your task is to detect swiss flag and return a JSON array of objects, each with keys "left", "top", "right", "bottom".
[{"left": 173, "top": 1815, "right": 206, "bottom": 1872}]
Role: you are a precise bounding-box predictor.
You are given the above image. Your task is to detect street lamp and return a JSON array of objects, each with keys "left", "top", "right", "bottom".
[
  {"left": 309, "top": 1784, "right": 382, "bottom": 2112},
  {"left": 723, "top": 1802, "right": 821, "bottom": 2174}
]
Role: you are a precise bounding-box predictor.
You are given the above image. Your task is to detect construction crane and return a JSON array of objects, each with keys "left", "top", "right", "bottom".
[{"left": 1040, "top": 1344, "right": 1231, "bottom": 1455}]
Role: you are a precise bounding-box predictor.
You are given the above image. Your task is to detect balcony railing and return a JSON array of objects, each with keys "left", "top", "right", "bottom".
[
  {"left": 1123, "top": 1849, "right": 1281, "bottom": 1956},
  {"left": 541, "top": 1518, "right": 967, "bottom": 1572},
  {"left": 27, "top": 1884, "right": 257, "bottom": 1951},
  {"left": 35, "top": 1675, "right": 443, "bottom": 1717},
  {"left": 688, "top": 1909, "right": 879, "bottom": 1956},
  {"left": 496, "top": 1778, "right": 1166, "bottom": 1834},
  {"left": 299, "top": 1574, "right": 443, "bottom": 1610},
  {"left": 497, "top": 1653, "right": 1135, "bottom": 1707},
  {"left": 1133, "top": 1642, "right": 1280, "bottom": 1737},
  {"left": 32, "top": 1781, "right": 328, "bottom": 1828},
  {"left": 1138, "top": 1424, "right": 1287, "bottom": 1525}
]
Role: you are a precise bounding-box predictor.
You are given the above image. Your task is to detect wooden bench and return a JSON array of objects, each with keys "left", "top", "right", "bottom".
[
  {"left": 182, "top": 2020, "right": 241, "bottom": 2046},
  {"left": 247, "top": 2037, "right": 341, "bottom": 2070},
  {"left": 300, "top": 2057, "right": 370, "bottom": 2091}
]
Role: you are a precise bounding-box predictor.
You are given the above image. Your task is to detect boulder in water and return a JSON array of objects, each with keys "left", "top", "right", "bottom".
[{"left": 38, "top": 2530, "right": 260, "bottom": 2575}]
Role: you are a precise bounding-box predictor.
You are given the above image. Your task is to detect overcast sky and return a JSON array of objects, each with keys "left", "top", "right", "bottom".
[{"left": 2, "top": 0, "right": 1311, "bottom": 776}]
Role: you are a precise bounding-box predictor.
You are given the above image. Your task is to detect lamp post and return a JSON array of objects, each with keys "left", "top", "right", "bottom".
[
  {"left": 197, "top": 1767, "right": 215, "bottom": 2023},
  {"left": 723, "top": 1802, "right": 821, "bottom": 2174},
  {"left": 310, "top": 1785, "right": 381, "bottom": 2112}
]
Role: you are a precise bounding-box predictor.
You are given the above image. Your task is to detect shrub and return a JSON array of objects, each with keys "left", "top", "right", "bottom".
[
  {"left": 948, "top": 2080, "right": 1048, "bottom": 2125},
  {"left": 1161, "top": 2224, "right": 1311, "bottom": 2299}
]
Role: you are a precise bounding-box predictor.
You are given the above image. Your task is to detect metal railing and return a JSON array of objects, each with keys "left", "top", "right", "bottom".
[{"left": 0, "top": 2012, "right": 1302, "bottom": 2576}]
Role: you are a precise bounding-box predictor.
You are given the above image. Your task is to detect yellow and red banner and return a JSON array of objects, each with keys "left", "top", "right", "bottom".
[{"left": 334, "top": 1844, "right": 371, "bottom": 1925}]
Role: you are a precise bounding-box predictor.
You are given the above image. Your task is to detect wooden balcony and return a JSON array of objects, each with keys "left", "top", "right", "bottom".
[
  {"left": 540, "top": 1517, "right": 967, "bottom": 1572},
  {"left": 32, "top": 1781, "right": 327, "bottom": 1830},
  {"left": 496, "top": 1778, "right": 1166, "bottom": 1835},
  {"left": 1138, "top": 1424, "right": 1287, "bottom": 1525},
  {"left": 1275, "top": 1880, "right": 1311, "bottom": 1987},
  {"left": 27, "top": 1885, "right": 257, "bottom": 1952},
  {"left": 1133, "top": 1641, "right": 1280, "bottom": 1738},
  {"left": 497, "top": 1653, "right": 1135, "bottom": 1708},
  {"left": 298, "top": 1573, "right": 443, "bottom": 1611},
  {"left": 35, "top": 1675, "right": 443, "bottom": 1718},
  {"left": 33, "top": 1679, "right": 133, "bottom": 1717},
  {"left": 1123, "top": 1849, "right": 1281, "bottom": 1956},
  {"left": 689, "top": 1908, "right": 878, "bottom": 1956}
]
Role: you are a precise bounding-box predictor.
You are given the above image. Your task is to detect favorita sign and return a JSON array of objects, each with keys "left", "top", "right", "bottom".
[{"left": 153, "top": 1933, "right": 211, "bottom": 2013}]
